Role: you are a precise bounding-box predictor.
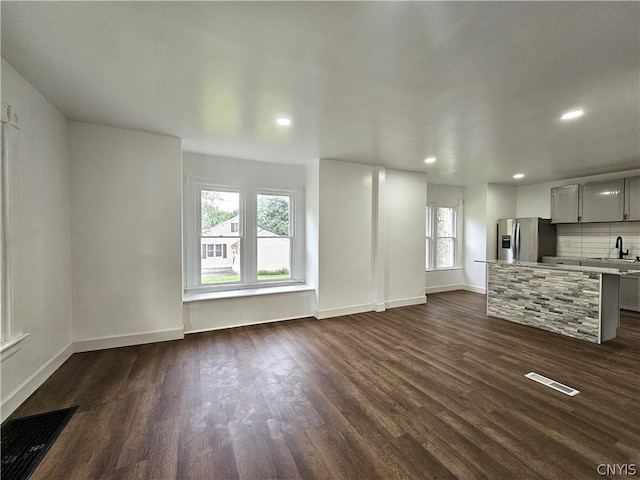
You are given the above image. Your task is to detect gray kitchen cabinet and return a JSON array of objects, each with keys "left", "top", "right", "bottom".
[
  {"left": 550, "top": 184, "right": 580, "bottom": 223},
  {"left": 620, "top": 275, "right": 640, "bottom": 312},
  {"left": 581, "top": 179, "right": 624, "bottom": 222},
  {"left": 624, "top": 176, "right": 640, "bottom": 221}
]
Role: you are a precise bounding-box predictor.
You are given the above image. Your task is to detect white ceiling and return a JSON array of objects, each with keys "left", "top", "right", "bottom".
[{"left": 2, "top": 1, "right": 639, "bottom": 186}]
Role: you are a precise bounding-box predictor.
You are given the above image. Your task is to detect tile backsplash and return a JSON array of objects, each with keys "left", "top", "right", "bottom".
[{"left": 556, "top": 221, "right": 640, "bottom": 259}]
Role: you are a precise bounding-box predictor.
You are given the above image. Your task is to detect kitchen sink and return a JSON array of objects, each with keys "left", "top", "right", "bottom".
[{"left": 582, "top": 258, "right": 640, "bottom": 272}]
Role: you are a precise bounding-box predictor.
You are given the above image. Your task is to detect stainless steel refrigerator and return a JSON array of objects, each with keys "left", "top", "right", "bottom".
[{"left": 497, "top": 218, "right": 557, "bottom": 262}]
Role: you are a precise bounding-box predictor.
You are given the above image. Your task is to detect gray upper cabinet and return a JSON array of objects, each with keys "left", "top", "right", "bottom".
[
  {"left": 624, "top": 176, "right": 640, "bottom": 221},
  {"left": 550, "top": 184, "right": 580, "bottom": 223},
  {"left": 581, "top": 179, "right": 624, "bottom": 222}
]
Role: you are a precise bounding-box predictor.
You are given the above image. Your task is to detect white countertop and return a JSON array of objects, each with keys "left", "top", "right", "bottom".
[
  {"left": 477, "top": 259, "right": 639, "bottom": 276},
  {"left": 543, "top": 256, "right": 640, "bottom": 266}
]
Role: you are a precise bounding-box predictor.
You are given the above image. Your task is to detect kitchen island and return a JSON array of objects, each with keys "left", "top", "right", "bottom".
[{"left": 481, "top": 260, "right": 635, "bottom": 344}]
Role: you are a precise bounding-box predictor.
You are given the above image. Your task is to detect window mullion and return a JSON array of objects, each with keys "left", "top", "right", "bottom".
[
  {"left": 430, "top": 206, "right": 435, "bottom": 270},
  {"left": 244, "top": 189, "right": 257, "bottom": 284},
  {"left": 194, "top": 185, "right": 203, "bottom": 288}
]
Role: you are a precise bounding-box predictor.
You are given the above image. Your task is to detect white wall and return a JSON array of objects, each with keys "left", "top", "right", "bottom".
[
  {"left": 184, "top": 291, "right": 314, "bottom": 332},
  {"left": 184, "top": 152, "right": 306, "bottom": 190},
  {"left": 516, "top": 169, "right": 640, "bottom": 218},
  {"left": 182, "top": 153, "right": 313, "bottom": 331},
  {"left": 1, "top": 60, "right": 73, "bottom": 420},
  {"left": 70, "top": 122, "right": 183, "bottom": 350},
  {"left": 317, "top": 159, "right": 374, "bottom": 316},
  {"left": 463, "top": 184, "right": 488, "bottom": 292},
  {"left": 425, "top": 184, "right": 464, "bottom": 292},
  {"left": 427, "top": 184, "right": 465, "bottom": 205},
  {"left": 486, "top": 184, "right": 517, "bottom": 260},
  {"left": 315, "top": 160, "right": 426, "bottom": 317},
  {"left": 385, "top": 169, "right": 427, "bottom": 307},
  {"left": 305, "top": 159, "right": 320, "bottom": 309}
]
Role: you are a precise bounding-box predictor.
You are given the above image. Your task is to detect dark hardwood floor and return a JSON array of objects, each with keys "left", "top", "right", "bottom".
[{"left": 10, "top": 291, "right": 640, "bottom": 479}]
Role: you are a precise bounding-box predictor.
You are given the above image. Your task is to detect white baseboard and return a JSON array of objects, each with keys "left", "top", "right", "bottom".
[
  {"left": 385, "top": 296, "right": 426, "bottom": 309},
  {"left": 315, "top": 303, "right": 374, "bottom": 319},
  {"left": 463, "top": 284, "right": 486, "bottom": 294},
  {"left": 374, "top": 302, "right": 386, "bottom": 312},
  {"left": 425, "top": 284, "right": 464, "bottom": 294},
  {"left": 1, "top": 343, "right": 74, "bottom": 422},
  {"left": 185, "top": 315, "right": 314, "bottom": 334},
  {"left": 73, "top": 328, "right": 184, "bottom": 353}
]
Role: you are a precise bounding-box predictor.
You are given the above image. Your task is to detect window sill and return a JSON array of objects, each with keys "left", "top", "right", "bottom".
[
  {"left": 1, "top": 333, "right": 30, "bottom": 363},
  {"left": 184, "top": 284, "right": 315, "bottom": 303},
  {"left": 425, "top": 267, "right": 464, "bottom": 272}
]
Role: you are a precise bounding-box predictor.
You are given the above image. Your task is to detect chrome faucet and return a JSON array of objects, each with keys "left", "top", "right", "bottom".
[{"left": 615, "top": 236, "right": 629, "bottom": 259}]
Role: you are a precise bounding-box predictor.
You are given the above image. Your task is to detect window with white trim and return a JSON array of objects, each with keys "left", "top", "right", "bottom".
[
  {"left": 185, "top": 180, "right": 302, "bottom": 292},
  {"left": 426, "top": 203, "right": 458, "bottom": 270},
  {"left": 1, "top": 103, "right": 28, "bottom": 359}
]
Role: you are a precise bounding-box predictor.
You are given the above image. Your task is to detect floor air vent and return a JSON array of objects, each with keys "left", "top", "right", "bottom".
[
  {"left": 1, "top": 406, "right": 78, "bottom": 480},
  {"left": 525, "top": 372, "right": 579, "bottom": 396}
]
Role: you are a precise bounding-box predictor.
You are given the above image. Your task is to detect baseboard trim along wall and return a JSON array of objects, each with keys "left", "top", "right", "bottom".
[
  {"left": 425, "top": 284, "right": 464, "bottom": 294},
  {"left": 315, "top": 303, "right": 375, "bottom": 319},
  {"left": 73, "top": 328, "right": 184, "bottom": 353},
  {"left": 1, "top": 343, "right": 74, "bottom": 422},
  {"left": 425, "top": 285, "right": 487, "bottom": 295},
  {"left": 316, "top": 297, "right": 427, "bottom": 318},
  {"left": 463, "top": 284, "right": 486, "bottom": 294},
  {"left": 385, "top": 296, "right": 427, "bottom": 309},
  {"left": 185, "top": 315, "right": 315, "bottom": 335},
  {"left": 374, "top": 302, "right": 386, "bottom": 312}
]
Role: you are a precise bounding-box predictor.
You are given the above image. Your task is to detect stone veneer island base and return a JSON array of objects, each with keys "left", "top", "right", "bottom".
[{"left": 485, "top": 261, "right": 621, "bottom": 344}]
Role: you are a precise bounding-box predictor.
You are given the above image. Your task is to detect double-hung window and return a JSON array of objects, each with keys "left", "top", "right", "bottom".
[
  {"left": 426, "top": 203, "right": 458, "bottom": 270},
  {"left": 186, "top": 180, "right": 301, "bottom": 292},
  {"left": 1, "top": 104, "right": 28, "bottom": 359}
]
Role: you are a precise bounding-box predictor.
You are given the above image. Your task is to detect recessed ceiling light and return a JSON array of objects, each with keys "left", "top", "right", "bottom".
[
  {"left": 276, "top": 117, "right": 291, "bottom": 126},
  {"left": 561, "top": 109, "right": 584, "bottom": 120},
  {"left": 424, "top": 157, "right": 436, "bottom": 164},
  {"left": 513, "top": 173, "right": 524, "bottom": 179}
]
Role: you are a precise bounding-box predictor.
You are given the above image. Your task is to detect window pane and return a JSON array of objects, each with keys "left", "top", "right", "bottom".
[
  {"left": 201, "top": 239, "right": 240, "bottom": 284},
  {"left": 257, "top": 194, "right": 290, "bottom": 237},
  {"left": 201, "top": 190, "right": 239, "bottom": 235},
  {"left": 257, "top": 238, "right": 291, "bottom": 281},
  {"left": 200, "top": 190, "right": 240, "bottom": 284},
  {"left": 436, "top": 207, "right": 455, "bottom": 237},
  {"left": 436, "top": 238, "right": 455, "bottom": 268}
]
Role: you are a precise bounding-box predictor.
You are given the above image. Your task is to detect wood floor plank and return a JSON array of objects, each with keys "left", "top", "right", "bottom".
[
  {"left": 11, "top": 291, "right": 640, "bottom": 479},
  {"left": 146, "top": 416, "right": 180, "bottom": 479},
  {"left": 486, "top": 408, "right": 601, "bottom": 480},
  {"left": 177, "top": 402, "right": 239, "bottom": 480}
]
